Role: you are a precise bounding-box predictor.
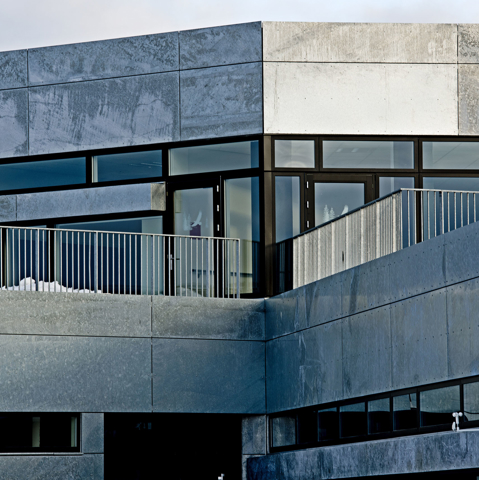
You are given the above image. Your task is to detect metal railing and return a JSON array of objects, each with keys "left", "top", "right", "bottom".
[
  {"left": 0, "top": 227, "right": 240, "bottom": 298},
  {"left": 275, "top": 188, "right": 479, "bottom": 293}
]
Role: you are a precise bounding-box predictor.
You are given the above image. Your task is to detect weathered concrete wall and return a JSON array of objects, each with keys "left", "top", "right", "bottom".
[
  {"left": 248, "top": 429, "right": 479, "bottom": 479},
  {"left": 265, "top": 219, "right": 479, "bottom": 413},
  {"left": 0, "top": 293, "right": 265, "bottom": 413}
]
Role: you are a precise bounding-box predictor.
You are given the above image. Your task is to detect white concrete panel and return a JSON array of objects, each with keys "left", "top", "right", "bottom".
[
  {"left": 264, "top": 62, "right": 458, "bottom": 135},
  {"left": 263, "top": 22, "right": 458, "bottom": 63}
]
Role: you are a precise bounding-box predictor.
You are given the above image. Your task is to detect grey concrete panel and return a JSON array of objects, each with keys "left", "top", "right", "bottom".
[
  {"left": 340, "top": 264, "right": 368, "bottom": 317},
  {"left": 0, "top": 195, "right": 16, "bottom": 223},
  {"left": 0, "top": 50, "right": 27, "bottom": 90},
  {"left": 0, "top": 292, "right": 151, "bottom": 337},
  {"left": 342, "top": 306, "right": 392, "bottom": 398},
  {"left": 459, "top": 64, "right": 479, "bottom": 135},
  {"left": 179, "top": 22, "right": 262, "bottom": 69},
  {"left": 459, "top": 24, "right": 479, "bottom": 63},
  {"left": 445, "top": 220, "right": 479, "bottom": 285},
  {"left": 14, "top": 182, "right": 165, "bottom": 222},
  {"left": 242, "top": 415, "right": 267, "bottom": 455},
  {"left": 265, "top": 290, "right": 297, "bottom": 340},
  {"left": 29, "top": 72, "right": 179, "bottom": 155},
  {"left": 264, "top": 62, "right": 458, "bottom": 135},
  {"left": 29, "top": 32, "right": 178, "bottom": 85},
  {"left": 243, "top": 455, "right": 263, "bottom": 480},
  {"left": 82, "top": 413, "right": 104, "bottom": 454},
  {"left": 0, "top": 335, "right": 151, "bottom": 411},
  {"left": 152, "top": 338, "right": 265, "bottom": 413},
  {"left": 307, "top": 274, "right": 342, "bottom": 328},
  {"left": 0, "top": 454, "right": 103, "bottom": 480},
  {"left": 0, "top": 88, "right": 28, "bottom": 158},
  {"left": 391, "top": 289, "right": 448, "bottom": 389},
  {"left": 447, "top": 278, "right": 479, "bottom": 378},
  {"left": 152, "top": 296, "right": 264, "bottom": 340},
  {"left": 389, "top": 233, "right": 445, "bottom": 301},
  {"left": 248, "top": 430, "right": 479, "bottom": 479},
  {"left": 266, "top": 321, "right": 342, "bottom": 413},
  {"left": 180, "top": 62, "right": 262, "bottom": 141},
  {"left": 263, "top": 22, "right": 458, "bottom": 63}
]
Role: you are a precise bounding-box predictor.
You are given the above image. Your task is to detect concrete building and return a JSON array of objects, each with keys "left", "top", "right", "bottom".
[{"left": 1, "top": 21, "right": 479, "bottom": 479}]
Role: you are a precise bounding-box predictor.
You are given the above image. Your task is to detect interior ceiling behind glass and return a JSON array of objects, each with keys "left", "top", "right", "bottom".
[{"left": 423, "top": 142, "right": 479, "bottom": 170}]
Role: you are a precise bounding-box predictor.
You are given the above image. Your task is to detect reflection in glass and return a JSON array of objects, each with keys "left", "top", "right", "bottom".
[
  {"left": 323, "top": 141, "right": 414, "bottom": 169},
  {"left": 58, "top": 217, "right": 163, "bottom": 234},
  {"left": 314, "top": 183, "right": 364, "bottom": 226},
  {"left": 275, "top": 140, "right": 315, "bottom": 168},
  {"left": 170, "top": 141, "right": 259, "bottom": 175},
  {"left": 225, "top": 177, "right": 260, "bottom": 295},
  {"left": 368, "top": 398, "right": 390, "bottom": 434},
  {"left": 318, "top": 407, "right": 338, "bottom": 442},
  {"left": 297, "top": 410, "right": 317, "bottom": 444},
  {"left": 423, "top": 142, "right": 479, "bottom": 170},
  {"left": 271, "top": 416, "right": 296, "bottom": 448},
  {"left": 423, "top": 177, "right": 479, "bottom": 192},
  {"left": 420, "top": 386, "right": 460, "bottom": 427},
  {"left": 0, "top": 157, "right": 85, "bottom": 192},
  {"left": 379, "top": 177, "right": 415, "bottom": 197},
  {"left": 275, "top": 177, "right": 300, "bottom": 243},
  {"left": 174, "top": 188, "right": 214, "bottom": 238},
  {"left": 393, "top": 393, "right": 417, "bottom": 431},
  {"left": 340, "top": 403, "right": 366, "bottom": 438},
  {"left": 464, "top": 382, "right": 479, "bottom": 422},
  {"left": 93, "top": 150, "right": 162, "bottom": 182}
]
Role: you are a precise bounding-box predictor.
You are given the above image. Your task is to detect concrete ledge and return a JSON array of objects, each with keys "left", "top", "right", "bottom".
[
  {"left": 0, "top": 182, "right": 165, "bottom": 223},
  {"left": 248, "top": 429, "right": 479, "bottom": 479}
]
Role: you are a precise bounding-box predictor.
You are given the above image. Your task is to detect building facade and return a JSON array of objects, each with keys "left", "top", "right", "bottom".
[{"left": 1, "top": 21, "right": 479, "bottom": 479}]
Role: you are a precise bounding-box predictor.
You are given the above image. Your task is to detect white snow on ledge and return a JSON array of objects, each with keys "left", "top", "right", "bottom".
[{"left": 1, "top": 277, "right": 101, "bottom": 293}]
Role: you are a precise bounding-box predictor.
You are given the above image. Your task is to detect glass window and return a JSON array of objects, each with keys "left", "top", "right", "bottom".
[
  {"left": 174, "top": 188, "right": 214, "bottom": 238},
  {"left": 323, "top": 141, "right": 414, "bottom": 169},
  {"left": 275, "top": 140, "right": 315, "bottom": 168},
  {"left": 315, "top": 183, "right": 364, "bottom": 226},
  {"left": 420, "top": 386, "right": 460, "bottom": 427},
  {"left": 170, "top": 141, "right": 259, "bottom": 176},
  {"left": 225, "top": 177, "right": 260, "bottom": 295},
  {"left": 297, "top": 410, "right": 317, "bottom": 445},
  {"left": 93, "top": 150, "right": 162, "bottom": 182},
  {"left": 57, "top": 217, "right": 163, "bottom": 235},
  {"left": 340, "top": 403, "right": 366, "bottom": 438},
  {"left": 271, "top": 416, "right": 296, "bottom": 448},
  {"left": 275, "top": 176, "right": 301, "bottom": 243},
  {"left": 379, "top": 177, "right": 415, "bottom": 197},
  {"left": 368, "top": 398, "right": 390, "bottom": 434},
  {"left": 393, "top": 393, "right": 417, "bottom": 431},
  {"left": 423, "top": 142, "right": 479, "bottom": 170},
  {"left": 464, "top": 382, "right": 479, "bottom": 422},
  {"left": 423, "top": 177, "right": 479, "bottom": 192},
  {"left": 318, "top": 407, "right": 338, "bottom": 442},
  {"left": 0, "top": 157, "right": 85, "bottom": 192}
]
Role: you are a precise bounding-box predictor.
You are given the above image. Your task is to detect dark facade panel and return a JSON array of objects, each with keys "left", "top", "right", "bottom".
[{"left": 0, "top": 88, "right": 28, "bottom": 158}]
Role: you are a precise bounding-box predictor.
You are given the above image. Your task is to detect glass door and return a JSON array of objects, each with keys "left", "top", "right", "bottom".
[{"left": 306, "top": 175, "right": 375, "bottom": 229}]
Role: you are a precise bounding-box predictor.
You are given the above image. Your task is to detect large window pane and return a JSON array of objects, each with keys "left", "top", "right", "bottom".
[
  {"left": 423, "top": 142, "right": 479, "bottom": 170},
  {"left": 464, "top": 382, "right": 479, "bottom": 422},
  {"left": 420, "top": 386, "right": 460, "bottom": 427},
  {"left": 318, "top": 407, "right": 338, "bottom": 442},
  {"left": 323, "top": 141, "right": 414, "bottom": 169},
  {"left": 340, "top": 403, "right": 366, "bottom": 438},
  {"left": 170, "top": 141, "right": 259, "bottom": 176},
  {"left": 225, "top": 177, "right": 260, "bottom": 295},
  {"left": 393, "top": 393, "right": 417, "bottom": 431},
  {"left": 423, "top": 177, "right": 479, "bottom": 191},
  {"left": 93, "top": 150, "right": 162, "bottom": 182},
  {"left": 368, "top": 398, "right": 390, "bottom": 434},
  {"left": 379, "top": 177, "right": 415, "bottom": 197},
  {"left": 275, "top": 176, "right": 300, "bottom": 242},
  {"left": 315, "top": 183, "right": 364, "bottom": 226},
  {"left": 271, "top": 416, "right": 296, "bottom": 448},
  {"left": 0, "top": 157, "right": 85, "bottom": 192},
  {"left": 275, "top": 140, "right": 315, "bottom": 168}
]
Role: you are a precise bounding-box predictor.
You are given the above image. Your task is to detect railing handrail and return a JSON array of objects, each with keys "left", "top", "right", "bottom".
[
  {"left": 287, "top": 187, "right": 479, "bottom": 242},
  {"left": 0, "top": 225, "right": 240, "bottom": 243}
]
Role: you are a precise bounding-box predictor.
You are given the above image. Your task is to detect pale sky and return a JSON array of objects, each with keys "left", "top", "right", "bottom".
[{"left": 0, "top": 0, "right": 477, "bottom": 52}]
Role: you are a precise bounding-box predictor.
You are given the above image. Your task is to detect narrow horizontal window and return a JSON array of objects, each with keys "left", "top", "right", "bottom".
[
  {"left": 297, "top": 410, "right": 317, "bottom": 445},
  {"left": 318, "top": 407, "right": 338, "bottom": 442},
  {"left": 275, "top": 140, "right": 315, "bottom": 168},
  {"left": 323, "top": 141, "right": 414, "bottom": 169},
  {"left": 423, "top": 142, "right": 479, "bottom": 170},
  {"left": 420, "top": 386, "right": 460, "bottom": 428},
  {"left": 393, "top": 393, "right": 417, "bottom": 431},
  {"left": 169, "top": 141, "right": 259, "bottom": 176},
  {"left": 368, "top": 398, "right": 390, "bottom": 434},
  {"left": 93, "top": 150, "right": 162, "bottom": 182},
  {"left": 464, "top": 382, "right": 479, "bottom": 423},
  {"left": 0, "top": 158, "right": 85, "bottom": 192},
  {"left": 340, "top": 403, "right": 366, "bottom": 438}
]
